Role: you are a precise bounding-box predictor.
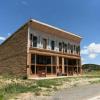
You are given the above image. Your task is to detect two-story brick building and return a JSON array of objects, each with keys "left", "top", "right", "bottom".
[{"left": 0, "top": 19, "right": 82, "bottom": 78}]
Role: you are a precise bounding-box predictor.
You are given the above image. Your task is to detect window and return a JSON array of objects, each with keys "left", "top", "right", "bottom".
[
  {"left": 64, "top": 44, "right": 67, "bottom": 53},
  {"left": 68, "top": 43, "right": 70, "bottom": 50},
  {"left": 59, "top": 42, "right": 62, "bottom": 51},
  {"left": 62, "top": 42, "right": 65, "bottom": 52},
  {"left": 71, "top": 45, "right": 73, "bottom": 54},
  {"left": 51, "top": 40, "right": 55, "bottom": 50},
  {"left": 33, "top": 36, "right": 37, "bottom": 47},
  {"left": 43, "top": 38, "right": 47, "bottom": 49}
]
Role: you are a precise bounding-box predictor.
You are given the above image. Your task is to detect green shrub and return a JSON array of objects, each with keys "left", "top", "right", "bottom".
[{"left": 0, "top": 94, "right": 3, "bottom": 100}]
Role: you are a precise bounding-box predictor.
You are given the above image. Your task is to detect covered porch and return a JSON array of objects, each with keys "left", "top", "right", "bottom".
[{"left": 27, "top": 53, "right": 82, "bottom": 78}]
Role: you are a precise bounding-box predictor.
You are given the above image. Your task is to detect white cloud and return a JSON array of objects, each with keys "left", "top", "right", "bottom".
[
  {"left": 81, "top": 42, "right": 100, "bottom": 59},
  {"left": 88, "top": 43, "right": 100, "bottom": 53},
  {"left": 88, "top": 53, "right": 97, "bottom": 59},
  {"left": 0, "top": 36, "right": 6, "bottom": 41}
]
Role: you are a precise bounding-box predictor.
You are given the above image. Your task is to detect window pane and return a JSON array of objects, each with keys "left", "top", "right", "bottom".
[
  {"left": 33, "top": 36, "right": 37, "bottom": 47},
  {"left": 43, "top": 38, "right": 47, "bottom": 49},
  {"left": 59, "top": 42, "right": 62, "bottom": 51},
  {"left": 51, "top": 40, "right": 55, "bottom": 50}
]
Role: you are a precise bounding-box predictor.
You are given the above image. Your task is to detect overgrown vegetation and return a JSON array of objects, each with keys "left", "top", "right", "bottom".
[
  {"left": 0, "top": 66, "right": 100, "bottom": 100},
  {"left": 0, "top": 76, "right": 66, "bottom": 100}
]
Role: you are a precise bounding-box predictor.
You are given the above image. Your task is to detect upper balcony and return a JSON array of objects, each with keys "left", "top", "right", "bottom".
[{"left": 29, "top": 34, "right": 80, "bottom": 59}]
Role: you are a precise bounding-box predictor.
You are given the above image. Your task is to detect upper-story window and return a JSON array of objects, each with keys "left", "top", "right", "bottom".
[
  {"left": 71, "top": 45, "right": 73, "bottom": 54},
  {"left": 68, "top": 43, "right": 70, "bottom": 51},
  {"left": 30, "top": 34, "right": 37, "bottom": 47},
  {"left": 43, "top": 38, "right": 47, "bottom": 49},
  {"left": 62, "top": 42, "right": 65, "bottom": 52},
  {"left": 59, "top": 42, "right": 62, "bottom": 52},
  {"left": 51, "top": 40, "right": 55, "bottom": 50},
  {"left": 64, "top": 43, "right": 67, "bottom": 53},
  {"left": 33, "top": 36, "right": 37, "bottom": 47}
]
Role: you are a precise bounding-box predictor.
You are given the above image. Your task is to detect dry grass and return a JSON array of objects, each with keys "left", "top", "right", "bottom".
[{"left": 0, "top": 74, "right": 100, "bottom": 100}]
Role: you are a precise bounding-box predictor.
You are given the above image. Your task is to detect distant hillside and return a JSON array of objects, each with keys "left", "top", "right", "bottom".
[{"left": 82, "top": 64, "right": 100, "bottom": 71}]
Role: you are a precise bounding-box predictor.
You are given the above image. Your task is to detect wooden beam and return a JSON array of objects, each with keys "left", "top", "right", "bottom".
[
  {"left": 62, "top": 57, "right": 64, "bottom": 74},
  {"left": 27, "top": 53, "right": 31, "bottom": 77},
  {"left": 51, "top": 56, "right": 53, "bottom": 74},
  {"left": 56, "top": 56, "right": 59, "bottom": 74},
  {"left": 66, "top": 59, "right": 68, "bottom": 76},
  {"left": 29, "top": 48, "right": 80, "bottom": 59}
]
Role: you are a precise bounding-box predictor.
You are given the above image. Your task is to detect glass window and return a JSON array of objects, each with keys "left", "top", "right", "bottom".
[
  {"left": 33, "top": 36, "right": 37, "bottom": 47},
  {"left": 71, "top": 45, "right": 73, "bottom": 54},
  {"left": 43, "top": 38, "right": 47, "bottom": 49},
  {"left": 64, "top": 44, "right": 67, "bottom": 52},
  {"left": 59, "top": 42, "right": 62, "bottom": 51},
  {"left": 51, "top": 40, "right": 55, "bottom": 50}
]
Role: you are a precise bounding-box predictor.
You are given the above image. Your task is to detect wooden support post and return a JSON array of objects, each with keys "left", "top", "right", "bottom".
[
  {"left": 62, "top": 57, "right": 64, "bottom": 74},
  {"left": 56, "top": 56, "right": 59, "bottom": 75},
  {"left": 27, "top": 53, "right": 31, "bottom": 78},
  {"left": 66, "top": 59, "right": 68, "bottom": 76},
  {"left": 51, "top": 56, "right": 53, "bottom": 74}
]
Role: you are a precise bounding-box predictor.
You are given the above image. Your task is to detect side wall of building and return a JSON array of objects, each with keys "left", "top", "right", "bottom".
[{"left": 0, "top": 25, "right": 28, "bottom": 77}]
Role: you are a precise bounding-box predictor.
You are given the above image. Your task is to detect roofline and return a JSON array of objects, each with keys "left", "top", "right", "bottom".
[
  {"left": 0, "top": 18, "right": 83, "bottom": 46},
  {"left": 30, "top": 19, "right": 83, "bottom": 39}
]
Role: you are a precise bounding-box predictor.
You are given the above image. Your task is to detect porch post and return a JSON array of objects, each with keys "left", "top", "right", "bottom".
[
  {"left": 56, "top": 56, "right": 59, "bottom": 75},
  {"left": 62, "top": 57, "right": 64, "bottom": 74},
  {"left": 27, "top": 53, "right": 31, "bottom": 78},
  {"left": 51, "top": 56, "right": 53, "bottom": 74}
]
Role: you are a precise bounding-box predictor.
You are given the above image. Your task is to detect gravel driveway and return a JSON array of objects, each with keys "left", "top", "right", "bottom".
[
  {"left": 13, "top": 83, "right": 100, "bottom": 100},
  {"left": 52, "top": 83, "right": 100, "bottom": 100}
]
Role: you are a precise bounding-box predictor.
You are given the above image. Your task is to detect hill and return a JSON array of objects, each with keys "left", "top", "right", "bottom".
[{"left": 82, "top": 64, "right": 100, "bottom": 71}]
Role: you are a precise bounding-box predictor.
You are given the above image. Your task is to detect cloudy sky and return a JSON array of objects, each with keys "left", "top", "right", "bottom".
[{"left": 0, "top": 0, "right": 100, "bottom": 64}]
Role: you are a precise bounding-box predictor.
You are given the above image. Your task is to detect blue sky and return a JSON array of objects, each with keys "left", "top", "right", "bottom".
[{"left": 0, "top": 0, "right": 100, "bottom": 64}]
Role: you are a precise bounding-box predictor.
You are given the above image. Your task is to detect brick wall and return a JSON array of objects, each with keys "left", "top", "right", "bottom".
[{"left": 0, "top": 25, "right": 28, "bottom": 77}]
